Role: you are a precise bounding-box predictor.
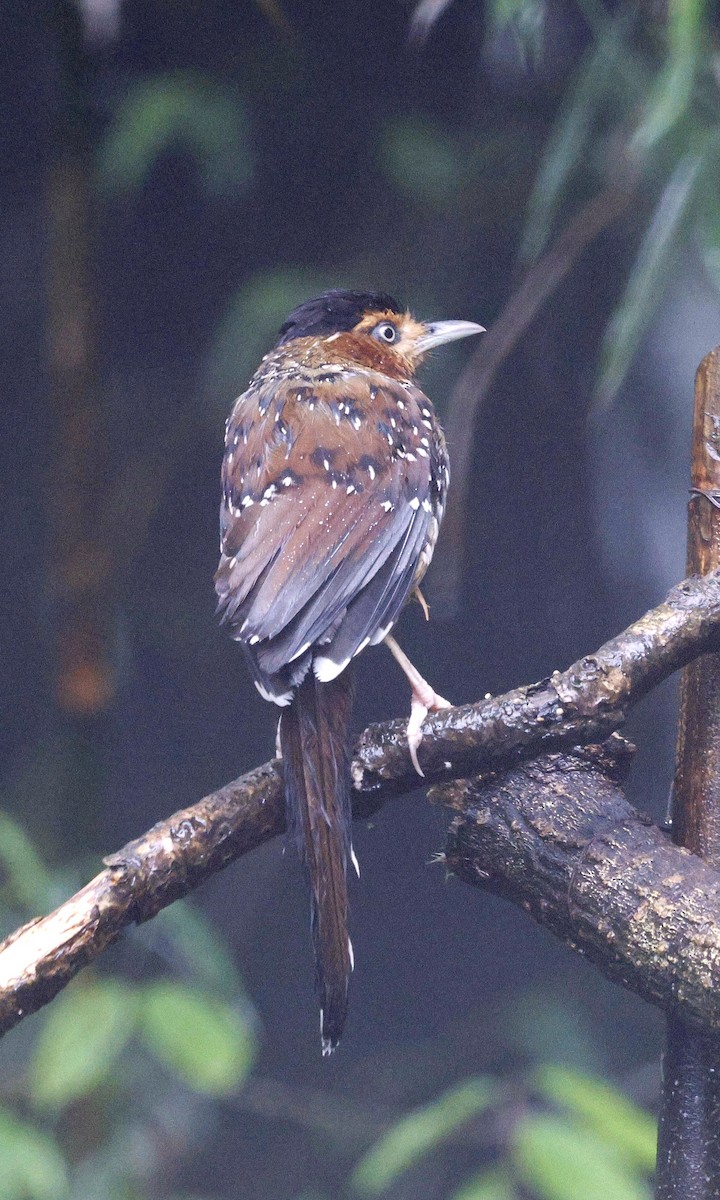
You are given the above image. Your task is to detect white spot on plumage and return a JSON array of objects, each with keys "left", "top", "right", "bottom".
[
  {"left": 249, "top": 634, "right": 261, "bottom": 645},
  {"left": 350, "top": 847, "right": 360, "bottom": 878},
  {"left": 289, "top": 640, "right": 312, "bottom": 661},
  {"left": 242, "top": 495, "right": 254, "bottom": 507},
  {"left": 253, "top": 680, "right": 293, "bottom": 705},
  {"left": 282, "top": 475, "right": 294, "bottom": 486},
  {"left": 417, "top": 446, "right": 429, "bottom": 458},
  {"left": 348, "top": 937, "right": 355, "bottom": 971},
  {"left": 381, "top": 499, "right": 393, "bottom": 512},
  {"left": 409, "top": 496, "right": 420, "bottom": 510},
  {"left": 314, "top": 654, "right": 350, "bottom": 682},
  {"left": 367, "top": 464, "right": 376, "bottom": 480}
]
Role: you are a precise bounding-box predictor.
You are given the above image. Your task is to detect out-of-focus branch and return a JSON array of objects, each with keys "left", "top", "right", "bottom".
[
  {"left": 50, "top": 0, "right": 113, "bottom": 714},
  {"left": 0, "top": 571, "right": 720, "bottom": 1035},
  {"left": 433, "top": 182, "right": 636, "bottom": 611}
]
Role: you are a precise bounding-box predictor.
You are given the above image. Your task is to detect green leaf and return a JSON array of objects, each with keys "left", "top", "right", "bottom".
[
  {"left": 139, "top": 982, "right": 256, "bottom": 1094},
  {"left": 0, "top": 1109, "right": 68, "bottom": 1199},
  {"left": 0, "top": 812, "right": 54, "bottom": 914},
  {"left": 31, "top": 979, "right": 136, "bottom": 1110},
  {"left": 512, "top": 1113, "right": 652, "bottom": 1200},
  {"left": 98, "top": 72, "right": 252, "bottom": 197},
  {"left": 597, "top": 148, "right": 704, "bottom": 408},
  {"left": 533, "top": 1065, "right": 656, "bottom": 1172},
  {"left": 380, "top": 117, "right": 461, "bottom": 209},
  {"left": 451, "top": 1166, "right": 517, "bottom": 1200},
  {"left": 521, "top": 17, "right": 637, "bottom": 263},
  {"left": 350, "top": 1078, "right": 496, "bottom": 1195},
  {"left": 632, "top": 0, "right": 708, "bottom": 155}
]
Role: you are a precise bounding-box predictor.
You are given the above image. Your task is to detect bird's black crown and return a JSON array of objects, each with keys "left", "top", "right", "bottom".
[{"left": 276, "top": 289, "right": 402, "bottom": 346}]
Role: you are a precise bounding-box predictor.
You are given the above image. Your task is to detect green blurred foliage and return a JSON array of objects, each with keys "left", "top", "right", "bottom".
[
  {"left": 346, "top": 1065, "right": 655, "bottom": 1199},
  {"left": 0, "top": 1110, "right": 69, "bottom": 1200},
  {"left": 512, "top": 1112, "right": 651, "bottom": 1200},
  {"left": 0, "top": 816, "right": 257, "bottom": 1199},
  {"left": 450, "top": 1168, "right": 517, "bottom": 1200},
  {"left": 514, "top": 0, "right": 718, "bottom": 404},
  {"left": 98, "top": 72, "right": 252, "bottom": 198},
  {"left": 380, "top": 118, "right": 464, "bottom": 210},
  {"left": 350, "top": 1079, "right": 497, "bottom": 1195},
  {"left": 139, "top": 981, "right": 255, "bottom": 1094},
  {"left": 532, "top": 1064, "right": 657, "bottom": 1172},
  {"left": 31, "top": 979, "right": 137, "bottom": 1111}
]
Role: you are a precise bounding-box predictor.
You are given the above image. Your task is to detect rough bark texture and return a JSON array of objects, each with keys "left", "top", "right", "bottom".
[
  {"left": 656, "top": 349, "right": 720, "bottom": 1199},
  {"left": 356, "top": 569, "right": 720, "bottom": 789},
  {"left": 440, "top": 737, "right": 720, "bottom": 1033},
  {"left": 2, "top": 570, "right": 720, "bottom": 1038}
]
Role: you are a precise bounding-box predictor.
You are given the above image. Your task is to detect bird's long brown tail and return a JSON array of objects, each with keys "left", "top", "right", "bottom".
[{"left": 280, "top": 666, "right": 355, "bottom": 1055}]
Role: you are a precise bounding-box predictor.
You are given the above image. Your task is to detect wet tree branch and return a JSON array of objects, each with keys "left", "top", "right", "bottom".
[
  {"left": 440, "top": 737, "right": 720, "bottom": 1034},
  {"left": 2, "top": 569, "right": 720, "bottom": 1037}
]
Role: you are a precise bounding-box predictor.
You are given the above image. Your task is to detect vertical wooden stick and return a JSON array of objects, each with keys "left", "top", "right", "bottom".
[
  {"left": 656, "top": 348, "right": 720, "bottom": 1198},
  {"left": 49, "top": 0, "right": 114, "bottom": 715}
]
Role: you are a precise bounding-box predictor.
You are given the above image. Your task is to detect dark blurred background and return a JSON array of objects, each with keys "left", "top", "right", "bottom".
[{"left": 3, "top": 1, "right": 720, "bottom": 1197}]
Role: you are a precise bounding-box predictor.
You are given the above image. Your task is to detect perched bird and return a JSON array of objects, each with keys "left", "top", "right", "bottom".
[{"left": 215, "top": 290, "right": 483, "bottom": 1053}]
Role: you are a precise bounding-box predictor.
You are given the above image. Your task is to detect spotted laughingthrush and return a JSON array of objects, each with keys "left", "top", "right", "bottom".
[{"left": 215, "top": 290, "right": 483, "bottom": 1053}]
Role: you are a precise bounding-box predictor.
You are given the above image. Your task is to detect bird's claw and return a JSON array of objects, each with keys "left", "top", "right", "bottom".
[{"left": 406, "top": 685, "right": 452, "bottom": 777}]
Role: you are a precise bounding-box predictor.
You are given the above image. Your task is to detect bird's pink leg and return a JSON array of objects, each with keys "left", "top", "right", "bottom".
[{"left": 383, "top": 634, "right": 451, "bottom": 777}]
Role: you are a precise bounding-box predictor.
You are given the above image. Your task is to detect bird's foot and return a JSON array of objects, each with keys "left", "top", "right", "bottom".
[
  {"left": 407, "top": 683, "right": 451, "bottom": 777},
  {"left": 383, "top": 634, "right": 451, "bottom": 777}
]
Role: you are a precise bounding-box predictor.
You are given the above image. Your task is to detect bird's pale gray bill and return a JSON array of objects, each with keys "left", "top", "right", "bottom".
[{"left": 416, "top": 319, "right": 485, "bottom": 352}]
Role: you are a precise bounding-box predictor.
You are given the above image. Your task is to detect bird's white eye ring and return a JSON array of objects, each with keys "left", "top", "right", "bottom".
[{"left": 372, "top": 322, "right": 398, "bottom": 344}]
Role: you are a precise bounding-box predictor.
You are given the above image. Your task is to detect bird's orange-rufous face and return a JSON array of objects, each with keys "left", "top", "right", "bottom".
[{"left": 332, "top": 307, "right": 485, "bottom": 378}]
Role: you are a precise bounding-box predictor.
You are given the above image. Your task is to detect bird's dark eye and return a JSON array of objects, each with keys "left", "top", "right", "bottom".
[{"left": 372, "top": 322, "right": 398, "bottom": 344}]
